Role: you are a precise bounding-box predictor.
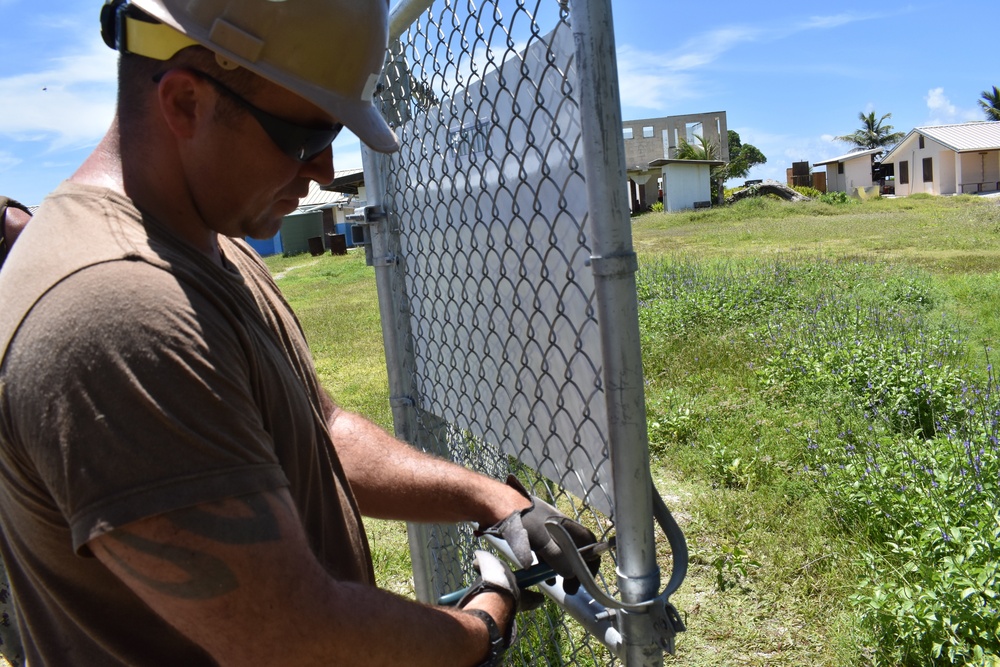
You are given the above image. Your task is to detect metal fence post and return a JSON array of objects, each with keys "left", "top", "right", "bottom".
[
  {"left": 359, "top": 144, "right": 466, "bottom": 604},
  {"left": 571, "top": 0, "right": 662, "bottom": 664}
]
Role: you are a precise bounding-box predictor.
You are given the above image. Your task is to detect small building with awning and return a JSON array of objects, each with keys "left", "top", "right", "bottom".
[
  {"left": 648, "top": 158, "right": 725, "bottom": 212},
  {"left": 813, "top": 147, "right": 885, "bottom": 195}
]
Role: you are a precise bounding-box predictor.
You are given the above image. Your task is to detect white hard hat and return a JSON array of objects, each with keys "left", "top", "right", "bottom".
[{"left": 103, "top": 0, "right": 399, "bottom": 153}]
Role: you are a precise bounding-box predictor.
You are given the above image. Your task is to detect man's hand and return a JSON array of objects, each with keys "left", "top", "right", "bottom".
[
  {"left": 456, "top": 551, "right": 519, "bottom": 667},
  {"left": 478, "top": 476, "right": 601, "bottom": 595}
]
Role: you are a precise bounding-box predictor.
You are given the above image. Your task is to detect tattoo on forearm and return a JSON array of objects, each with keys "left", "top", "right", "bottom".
[
  {"left": 104, "top": 495, "right": 283, "bottom": 600},
  {"left": 106, "top": 532, "right": 238, "bottom": 600}
]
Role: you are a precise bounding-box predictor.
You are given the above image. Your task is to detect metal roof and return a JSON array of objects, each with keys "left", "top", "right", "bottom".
[
  {"left": 648, "top": 158, "right": 725, "bottom": 167},
  {"left": 298, "top": 180, "right": 350, "bottom": 208},
  {"left": 813, "top": 147, "right": 882, "bottom": 166},
  {"left": 291, "top": 180, "right": 353, "bottom": 215},
  {"left": 917, "top": 121, "right": 1000, "bottom": 152},
  {"left": 326, "top": 168, "right": 366, "bottom": 194}
]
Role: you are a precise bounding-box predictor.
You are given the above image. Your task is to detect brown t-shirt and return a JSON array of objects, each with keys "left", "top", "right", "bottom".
[{"left": 0, "top": 182, "right": 373, "bottom": 665}]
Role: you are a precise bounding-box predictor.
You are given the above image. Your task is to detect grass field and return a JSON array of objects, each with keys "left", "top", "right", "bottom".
[{"left": 266, "top": 193, "right": 1000, "bottom": 666}]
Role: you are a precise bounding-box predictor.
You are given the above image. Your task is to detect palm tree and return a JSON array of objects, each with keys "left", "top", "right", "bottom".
[
  {"left": 980, "top": 86, "right": 1000, "bottom": 121},
  {"left": 675, "top": 134, "right": 717, "bottom": 160},
  {"left": 835, "top": 111, "right": 905, "bottom": 151},
  {"left": 675, "top": 134, "right": 727, "bottom": 203}
]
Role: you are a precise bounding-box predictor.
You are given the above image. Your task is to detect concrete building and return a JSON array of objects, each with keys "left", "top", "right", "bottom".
[{"left": 622, "top": 112, "right": 729, "bottom": 212}]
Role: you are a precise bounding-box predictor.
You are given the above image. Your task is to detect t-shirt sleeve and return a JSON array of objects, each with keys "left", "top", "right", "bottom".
[{"left": 4, "top": 260, "right": 289, "bottom": 553}]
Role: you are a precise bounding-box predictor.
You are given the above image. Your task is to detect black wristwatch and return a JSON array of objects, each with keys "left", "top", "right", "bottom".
[{"left": 465, "top": 609, "right": 509, "bottom": 667}]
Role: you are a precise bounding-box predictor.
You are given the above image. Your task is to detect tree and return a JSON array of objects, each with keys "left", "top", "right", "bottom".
[
  {"left": 835, "top": 111, "right": 905, "bottom": 151},
  {"left": 676, "top": 131, "right": 768, "bottom": 203},
  {"left": 675, "top": 134, "right": 717, "bottom": 160},
  {"left": 675, "top": 134, "right": 724, "bottom": 203},
  {"left": 980, "top": 86, "right": 1000, "bottom": 121},
  {"left": 718, "top": 130, "right": 767, "bottom": 181}
]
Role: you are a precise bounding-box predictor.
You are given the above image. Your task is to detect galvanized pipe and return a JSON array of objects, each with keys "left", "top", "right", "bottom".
[
  {"left": 570, "top": 0, "right": 662, "bottom": 665},
  {"left": 389, "top": 0, "right": 436, "bottom": 40},
  {"left": 359, "top": 143, "right": 443, "bottom": 604}
]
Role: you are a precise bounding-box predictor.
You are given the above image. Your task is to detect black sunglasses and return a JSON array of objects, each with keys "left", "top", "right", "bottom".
[{"left": 153, "top": 68, "right": 343, "bottom": 162}]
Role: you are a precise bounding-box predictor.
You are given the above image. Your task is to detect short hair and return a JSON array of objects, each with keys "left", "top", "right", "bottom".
[{"left": 117, "top": 46, "right": 263, "bottom": 136}]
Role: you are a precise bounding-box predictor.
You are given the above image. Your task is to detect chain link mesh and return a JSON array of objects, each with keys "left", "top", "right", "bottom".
[{"left": 372, "top": 1, "right": 630, "bottom": 664}]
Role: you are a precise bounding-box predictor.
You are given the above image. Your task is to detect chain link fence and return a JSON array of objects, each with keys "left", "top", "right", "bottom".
[{"left": 356, "top": 1, "right": 683, "bottom": 664}]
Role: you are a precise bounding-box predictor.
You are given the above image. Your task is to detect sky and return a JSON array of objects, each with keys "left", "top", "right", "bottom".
[{"left": 1, "top": 0, "right": 998, "bottom": 205}]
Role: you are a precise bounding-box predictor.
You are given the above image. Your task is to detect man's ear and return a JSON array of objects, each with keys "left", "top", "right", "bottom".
[{"left": 154, "top": 69, "right": 207, "bottom": 141}]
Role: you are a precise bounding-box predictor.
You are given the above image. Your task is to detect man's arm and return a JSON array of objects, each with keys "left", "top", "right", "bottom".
[
  {"left": 321, "top": 392, "right": 603, "bottom": 594},
  {"left": 321, "top": 392, "right": 531, "bottom": 525},
  {"left": 90, "top": 488, "right": 511, "bottom": 667}
]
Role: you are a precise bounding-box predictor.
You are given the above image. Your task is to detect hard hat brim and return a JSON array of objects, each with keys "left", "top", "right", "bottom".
[
  {"left": 317, "top": 96, "right": 400, "bottom": 155},
  {"left": 131, "top": 0, "right": 401, "bottom": 154}
]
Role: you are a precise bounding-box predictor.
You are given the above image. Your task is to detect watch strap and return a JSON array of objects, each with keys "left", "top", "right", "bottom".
[{"left": 465, "top": 609, "right": 510, "bottom": 667}]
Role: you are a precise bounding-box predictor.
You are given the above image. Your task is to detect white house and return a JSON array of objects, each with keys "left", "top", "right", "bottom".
[
  {"left": 648, "top": 158, "right": 724, "bottom": 212},
  {"left": 813, "top": 147, "right": 883, "bottom": 195},
  {"left": 879, "top": 121, "right": 1000, "bottom": 196}
]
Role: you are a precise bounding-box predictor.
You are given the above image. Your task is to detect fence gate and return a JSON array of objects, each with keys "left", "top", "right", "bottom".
[{"left": 353, "top": 0, "right": 686, "bottom": 664}]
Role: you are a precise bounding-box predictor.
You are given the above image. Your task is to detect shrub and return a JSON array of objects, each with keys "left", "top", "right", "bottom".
[
  {"left": 794, "top": 185, "right": 823, "bottom": 198},
  {"left": 650, "top": 200, "right": 664, "bottom": 212},
  {"left": 819, "top": 191, "right": 859, "bottom": 205},
  {"left": 806, "top": 382, "right": 1000, "bottom": 664},
  {"left": 635, "top": 240, "right": 1000, "bottom": 663}
]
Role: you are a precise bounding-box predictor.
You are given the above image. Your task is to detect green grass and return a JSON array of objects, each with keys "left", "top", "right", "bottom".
[
  {"left": 266, "top": 194, "right": 1000, "bottom": 666},
  {"left": 634, "top": 195, "right": 1000, "bottom": 266}
]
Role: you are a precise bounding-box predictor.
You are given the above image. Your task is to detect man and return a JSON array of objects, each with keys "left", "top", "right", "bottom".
[
  {"left": 0, "top": 1, "right": 599, "bottom": 665},
  {"left": 0, "top": 197, "right": 32, "bottom": 269}
]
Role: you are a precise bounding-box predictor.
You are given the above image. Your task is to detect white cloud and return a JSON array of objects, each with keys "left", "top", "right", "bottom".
[
  {"left": 795, "top": 12, "right": 877, "bottom": 30},
  {"left": 616, "top": 12, "right": 881, "bottom": 113},
  {"left": 665, "top": 26, "right": 762, "bottom": 70},
  {"left": 924, "top": 87, "right": 981, "bottom": 125},
  {"left": 0, "top": 151, "right": 23, "bottom": 172},
  {"left": 0, "top": 39, "right": 117, "bottom": 150},
  {"left": 617, "top": 45, "right": 701, "bottom": 111},
  {"left": 925, "top": 87, "right": 956, "bottom": 119}
]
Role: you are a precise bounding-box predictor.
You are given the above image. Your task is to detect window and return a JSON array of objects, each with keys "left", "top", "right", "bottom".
[
  {"left": 918, "top": 135, "right": 925, "bottom": 149},
  {"left": 623, "top": 127, "right": 633, "bottom": 140},
  {"left": 899, "top": 161, "right": 909, "bottom": 184},
  {"left": 449, "top": 122, "right": 487, "bottom": 158},
  {"left": 837, "top": 162, "right": 844, "bottom": 175},
  {"left": 685, "top": 121, "right": 703, "bottom": 144},
  {"left": 923, "top": 157, "right": 933, "bottom": 182},
  {"left": 642, "top": 126, "right": 654, "bottom": 138}
]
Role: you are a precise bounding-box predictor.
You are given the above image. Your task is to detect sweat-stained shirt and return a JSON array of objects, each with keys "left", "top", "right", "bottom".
[{"left": 0, "top": 182, "right": 373, "bottom": 665}]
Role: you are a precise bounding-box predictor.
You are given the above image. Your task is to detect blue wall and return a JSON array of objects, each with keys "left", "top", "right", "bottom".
[{"left": 244, "top": 233, "right": 284, "bottom": 257}]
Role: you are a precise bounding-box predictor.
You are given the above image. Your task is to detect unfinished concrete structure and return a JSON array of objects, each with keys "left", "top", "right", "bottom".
[{"left": 623, "top": 112, "right": 729, "bottom": 212}]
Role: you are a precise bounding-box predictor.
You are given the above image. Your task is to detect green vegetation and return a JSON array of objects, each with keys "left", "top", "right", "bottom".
[
  {"left": 980, "top": 86, "right": 1000, "bottom": 121},
  {"left": 677, "top": 130, "right": 767, "bottom": 203},
  {"left": 792, "top": 185, "right": 822, "bottom": 198},
  {"left": 637, "top": 194, "right": 1000, "bottom": 665},
  {"left": 834, "top": 111, "right": 905, "bottom": 151},
  {"left": 267, "top": 193, "right": 1000, "bottom": 665},
  {"left": 718, "top": 130, "right": 767, "bottom": 183}
]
